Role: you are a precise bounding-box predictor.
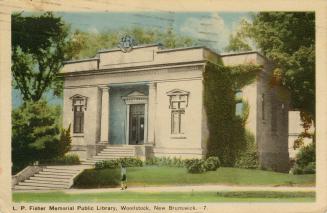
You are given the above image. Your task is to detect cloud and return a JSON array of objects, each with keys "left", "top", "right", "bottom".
[{"left": 180, "top": 13, "right": 230, "bottom": 52}]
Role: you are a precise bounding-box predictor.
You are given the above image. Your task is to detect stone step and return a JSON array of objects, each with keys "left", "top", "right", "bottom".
[
  {"left": 34, "top": 174, "right": 72, "bottom": 180},
  {"left": 38, "top": 171, "right": 75, "bottom": 177},
  {"left": 24, "top": 179, "right": 69, "bottom": 186},
  {"left": 29, "top": 176, "right": 71, "bottom": 183},
  {"left": 45, "top": 166, "right": 83, "bottom": 171},
  {"left": 42, "top": 168, "right": 78, "bottom": 174},
  {"left": 94, "top": 155, "right": 134, "bottom": 159},
  {"left": 99, "top": 151, "right": 134, "bottom": 155},
  {"left": 14, "top": 185, "right": 58, "bottom": 190},
  {"left": 18, "top": 182, "right": 69, "bottom": 188}
]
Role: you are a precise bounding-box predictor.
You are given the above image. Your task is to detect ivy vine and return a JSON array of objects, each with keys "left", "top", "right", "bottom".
[{"left": 203, "top": 62, "right": 262, "bottom": 166}]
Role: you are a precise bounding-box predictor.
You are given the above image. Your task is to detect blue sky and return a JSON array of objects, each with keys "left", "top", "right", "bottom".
[{"left": 13, "top": 12, "right": 252, "bottom": 108}]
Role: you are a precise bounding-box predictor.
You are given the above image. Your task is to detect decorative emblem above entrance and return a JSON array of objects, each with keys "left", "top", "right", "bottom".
[{"left": 118, "top": 35, "right": 135, "bottom": 53}]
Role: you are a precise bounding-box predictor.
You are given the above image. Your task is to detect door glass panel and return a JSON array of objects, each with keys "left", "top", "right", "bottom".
[{"left": 139, "top": 116, "right": 144, "bottom": 141}]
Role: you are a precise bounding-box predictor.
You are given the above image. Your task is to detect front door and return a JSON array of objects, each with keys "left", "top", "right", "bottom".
[{"left": 129, "top": 104, "right": 145, "bottom": 145}]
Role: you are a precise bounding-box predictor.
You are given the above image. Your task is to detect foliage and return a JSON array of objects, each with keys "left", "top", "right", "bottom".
[
  {"left": 235, "top": 131, "right": 259, "bottom": 169},
  {"left": 291, "top": 143, "right": 315, "bottom": 175},
  {"left": 70, "top": 27, "right": 197, "bottom": 60},
  {"left": 204, "top": 157, "right": 220, "bottom": 171},
  {"left": 145, "top": 157, "right": 185, "bottom": 167},
  {"left": 12, "top": 12, "right": 80, "bottom": 101},
  {"left": 56, "top": 125, "right": 72, "bottom": 157},
  {"left": 95, "top": 158, "right": 143, "bottom": 169},
  {"left": 184, "top": 159, "right": 206, "bottom": 173},
  {"left": 12, "top": 100, "right": 61, "bottom": 173},
  {"left": 73, "top": 168, "right": 120, "bottom": 188},
  {"left": 41, "top": 154, "right": 80, "bottom": 165},
  {"left": 225, "top": 32, "right": 252, "bottom": 52},
  {"left": 229, "top": 12, "right": 315, "bottom": 127},
  {"left": 203, "top": 62, "right": 261, "bottom": 166}
]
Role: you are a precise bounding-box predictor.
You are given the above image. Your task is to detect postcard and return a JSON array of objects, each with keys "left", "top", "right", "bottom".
[{"left": 0, "top": 0, "right": 326, "bottom": 213}]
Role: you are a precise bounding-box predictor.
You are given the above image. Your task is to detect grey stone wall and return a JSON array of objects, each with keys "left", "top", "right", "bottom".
[{"left": 256, "top": 61, "right": 290, "bottom": 172}]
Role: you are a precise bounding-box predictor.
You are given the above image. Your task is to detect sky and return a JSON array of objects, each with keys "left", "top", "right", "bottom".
[{"left": 13, "top": 12, "right": 252, "bottom": 108}]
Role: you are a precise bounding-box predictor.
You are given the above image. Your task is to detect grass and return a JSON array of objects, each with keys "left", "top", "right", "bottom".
[
  {"left": 12, "top": 191, "right": 315, "bottom": 203},
  {"left": 74, "top": 166, "right": 315, "bottom": 188}
]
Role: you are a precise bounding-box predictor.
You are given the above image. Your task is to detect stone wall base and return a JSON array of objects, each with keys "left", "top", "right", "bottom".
[
  {"left": 153, "top": 147, "right": 205, "bottom": 159},
  {"left": 259, "top": 151, "right": 290, "bottom": 173}
]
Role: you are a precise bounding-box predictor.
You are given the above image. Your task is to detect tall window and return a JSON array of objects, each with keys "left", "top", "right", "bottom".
[
  {"left": 167, "top": 89, "right": 189, "bottom": 135},
  {"left": 235, "top": 90, "right": 243, "bottom": 117},
  {"left": 70, "top": 95, "right": 87, "bottom": 134}
]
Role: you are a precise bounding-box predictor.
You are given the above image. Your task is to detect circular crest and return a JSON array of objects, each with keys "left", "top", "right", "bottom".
[{"left": 119, "top": 35, "right": 135, "bottom": 53}]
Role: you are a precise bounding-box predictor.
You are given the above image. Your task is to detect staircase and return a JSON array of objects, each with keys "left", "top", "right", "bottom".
[
  {"left": 13, "top": 145, "right": 136, "bottom": 190},
  {"left": 14, "top": 165, "right": 90, "bottom": 190},
  {"left": 81, "top": 145, "right": 136, "bottom": 165}
]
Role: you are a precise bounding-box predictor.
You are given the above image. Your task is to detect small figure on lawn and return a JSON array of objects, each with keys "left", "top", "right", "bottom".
[{"left": 120, "top": 164, "right": 127, "bottom": 190}]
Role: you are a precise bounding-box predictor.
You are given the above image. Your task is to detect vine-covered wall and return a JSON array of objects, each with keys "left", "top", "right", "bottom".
[{"left": 203, "top": 62, "right": 261, "bottom": 166}]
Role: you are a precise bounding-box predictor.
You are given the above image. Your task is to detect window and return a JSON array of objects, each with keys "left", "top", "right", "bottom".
[
  {"left": 235, "top": 90, "right": 243, "bottom": 117},
  {"left": 167, "top": 89, "right": 189, "bottom": 135},
  {"left": 70, "top": 95, "right": 87, "bottom": 134}
]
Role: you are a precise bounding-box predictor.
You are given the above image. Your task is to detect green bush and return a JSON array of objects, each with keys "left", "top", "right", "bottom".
[
  {"left": 291, "top": 143, "right": 315, "bottom": 175},
  {"left": 120, "top": 157, "right": 143, "bottom": 167},
  {"left": 184, "top": 159, "right": 206, "bottom": 173},
  {"left": 41, "top": 154, "right": 80, "bottom": 165},
  {"left": 204, "top": 157, "right": 220, "bottom": 171},
  {"left": 73, "top": 168, "right": 120, "bottom": 188},
  {"left": 235, "top": 151, "right": 259, "bottom": 169},
  {"left": 12, "top": 101, "right": 61, "bottom": 174},
  {"left": 95, "top": 158, "right": 143, "bottom": 169},
  {"left": 235, "top": 130, "right": 259, "bottom": 169},
  {"left": 145, "top": 157, "right": 185, "bottom": 167}
]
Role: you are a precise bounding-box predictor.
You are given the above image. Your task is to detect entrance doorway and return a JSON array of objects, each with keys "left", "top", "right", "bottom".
[{"left": 129, "top": 104, "right": 145, "bottom": 145}]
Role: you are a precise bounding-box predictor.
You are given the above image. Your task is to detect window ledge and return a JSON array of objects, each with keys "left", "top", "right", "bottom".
[
  {"left": 73, "top": 133, "right": 84, "bottom": 137},
  {"left": 170, "top": 135, "right": 187, "bottom": 139}
]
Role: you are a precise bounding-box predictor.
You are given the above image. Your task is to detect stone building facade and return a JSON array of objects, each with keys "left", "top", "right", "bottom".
[{"left": 60, "top": 44, "right": 290, "bottom": 172}]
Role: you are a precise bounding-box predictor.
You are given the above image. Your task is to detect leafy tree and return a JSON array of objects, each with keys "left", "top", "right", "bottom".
[
  {"left": 12, "top": 12, "right": 80, "bottom": 101},
  {"left": 70, "top": 27, "right": 197, "bottom": 60},
  {"left": 226, "top": 12, "right": 315, "bottom": 130},
  {"left": 12, "top": 101, "right": 60, "bottom": 173},
  {"left": 225, "top": 33, "right": 252, "bottom": 52}
]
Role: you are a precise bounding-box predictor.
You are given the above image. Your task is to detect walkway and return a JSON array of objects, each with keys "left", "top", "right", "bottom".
[{"left": 15, "top": 184, "right": 315, "bottom": 193}]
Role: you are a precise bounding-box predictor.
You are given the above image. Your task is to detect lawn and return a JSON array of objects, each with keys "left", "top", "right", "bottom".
[
  {"left": 74, "top": 166, "right": 315, "bottom": 188},
  {"left": 13, "top": 191, "right": 315, "bottom": 203}
]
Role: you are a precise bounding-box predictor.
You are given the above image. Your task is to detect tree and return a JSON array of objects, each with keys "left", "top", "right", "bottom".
[
  {"left": 227, "top": 12, "right": 315, "bottom": 128},
  {"left": 12, "top": 101, "right": 60, "bottom": 173},
  {"left": 70, "top": 27, "right": 197, "bottom": 60},
  {"left": 12, "top": 12, "right": 79, "bottom": 101}
]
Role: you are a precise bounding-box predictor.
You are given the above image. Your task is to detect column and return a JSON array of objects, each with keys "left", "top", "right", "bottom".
[
  {"left": 100, "top": 86, "right": 110, "bottom": 143},
  {"left": 147, "top": 82, "right": 156, "bottom": 145}
]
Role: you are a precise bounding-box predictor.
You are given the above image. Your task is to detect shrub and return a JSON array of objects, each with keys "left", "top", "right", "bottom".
[
  {"left": 145, "top": 157, "right": 184, "bottom": 167},
  {"left": 291, "top": 143, "right": 315, "bottom": 175},
  {"left": 56, "top": 125, "right": 72, "bottom": 157},
  {"left": 73, "top": 168, "right": 120, "bottom": 188},
  {"left": 235, "top": 130, "right": 259, "bottom": 169},
  {"left": 204, "top": 157, "right": 220, "bottom": 171},
  {"left": 184, "top": 159, "right": 206, "bottom": 173},
  {"left": 235, "top": 151, "right": 259, "bottom": 169},
  {"left": 41, "top": 154, "right": 80, "bottom": 165},
  {"left": 120, "top": 158, "right": 143, "bottom": 167},
  {"left": 95, "top": 158, "right": 143, "bottom": 169},
  {"left": 12, "top": 101, "right": 61, "bottom": 173}
]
